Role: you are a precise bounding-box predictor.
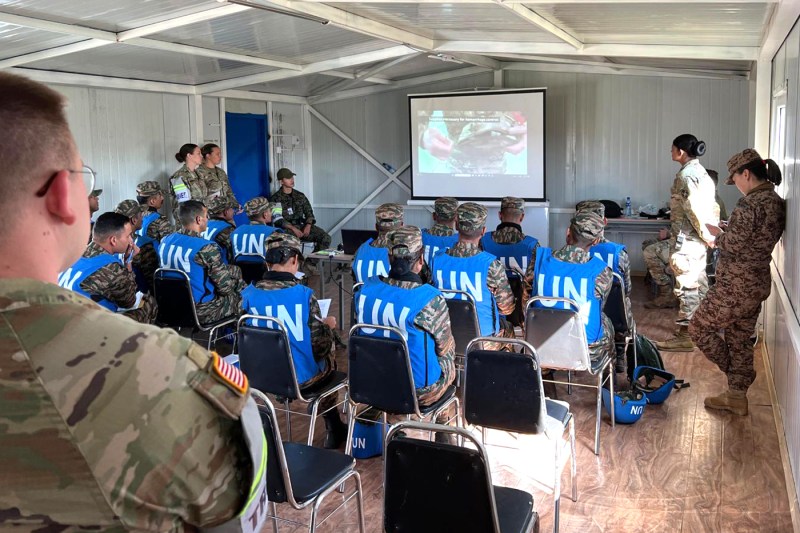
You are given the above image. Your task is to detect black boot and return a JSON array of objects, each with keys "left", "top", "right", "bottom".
[{"left": 322, "top": 409, "right": 348, "bottom": 449}]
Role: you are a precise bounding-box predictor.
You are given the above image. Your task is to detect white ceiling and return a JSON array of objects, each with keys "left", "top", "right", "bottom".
[{"left": 0, "top": 0, "right": 782, "bottom": 102}]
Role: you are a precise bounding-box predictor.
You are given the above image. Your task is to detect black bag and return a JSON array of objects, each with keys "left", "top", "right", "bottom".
[
  {"left": 626, "top": 334, "right": 689, "bottom": 390},
  {"left": 599, "top": 200, "right": 623, "bottom": 218}
]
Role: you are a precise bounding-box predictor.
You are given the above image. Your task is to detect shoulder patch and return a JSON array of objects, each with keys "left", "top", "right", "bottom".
[{"left": 211, "top": 352, "right": 248, "bottom": 396}]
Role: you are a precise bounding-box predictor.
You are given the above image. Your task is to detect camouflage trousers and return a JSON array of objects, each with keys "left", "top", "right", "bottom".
[
  {"left": 300, "top": 349, "right": 338, "bottom": 412},
  {"left": 301, "top": 225, "right": 332, "bottom": 252},
  {"left": 123, "top": 293, "right": 158, "bottom": 325},
  {"left": 589, "top": 314, "right": 615, "bottom": 363},
  {"left": 481, "top": 317, "right": 516, "bottom": 351},
  {"left": 670, "top": 240, "right": 708, "bottom": 327},
  {"left": 196, "top": 268, "right": 246, "bottom": 325},
  {"left": 688, "top": 288, "right": 760, "bottom": 392},
  {"left": 642, "top": 239, "right": 672, "bottom": 286},
  {"left": 133, "top": 244, "right": 159, "bottom": 293},
  {"left": 417, "top": 356, "right": 456, "bottom": 409}
]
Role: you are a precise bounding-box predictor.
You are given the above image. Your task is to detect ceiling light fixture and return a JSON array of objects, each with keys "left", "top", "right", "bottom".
[
  {"left": 219, "top": 0, "right": 330, "bottom": 25},
  {"left": 427, "top": 53, "right": 464, "bottom": 64}
]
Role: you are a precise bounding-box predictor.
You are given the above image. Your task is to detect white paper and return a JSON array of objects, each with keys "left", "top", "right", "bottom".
[
  {"left": 116, "top": 291, "right": 144, "bottom": 313},
  {"left": 318, "top": 299, "right": 331, "bottom": 319},
  {"left": 294, "top": 271, "right": 306, "bottom": 280}
]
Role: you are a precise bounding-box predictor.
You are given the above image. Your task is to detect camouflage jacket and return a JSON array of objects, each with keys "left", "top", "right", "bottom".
[
  {"left": 178, "top": 229, "right": 240, "bottom": 296},
  {"left": 252, "top": 273, "right": 335, "bottom": 358},
  {"left": 445, "top": 241, "right": 515, "bottom": 315},
  {"left": 269, "top": 188, "right": 315, "bottom": 227},
  {"left": 371, "top": 231, "right": 432, "bottom": 284},
  {"left": 670, "top": 159, "right": 719, "bottom": 245},
  {"left": 144, "top": 207, "right": 173, "bottom": 241},
  {"left": 81, "top": 242, "right": 139, "bottom": 309},
  {"left": 196, "top": 165, "right": 235, "bottom": 202},
  {"left": 169, "top": 165, "right": 207, "bottom": 207},
  {"left": 714, "top": 182, "right": 786, "bottom": 299},
  {"left": 0, "top": 279, "right": 251, "bottom": 531},
  {"left": 209, "top": 218, "right": 236, "bottom": 263},
  {"left": 716, "top": 193, "right": 728, "bottom": 222},
  {"left": 427, "top": 223, "right": 455, "bottom": 237},
  {"left": 491, "top": 222, "right": 525, "bottom": 244},
  {"left": 597, "top": 236, "right": 632, "bottom": 295}
]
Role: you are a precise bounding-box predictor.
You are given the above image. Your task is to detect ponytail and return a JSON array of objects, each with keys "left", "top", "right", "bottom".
[
  {"left": 740, "top": 158, "right": 782, "bottom": 186},
  {"left": 672, "top": 134, "right": 706, "bottom": 157}
]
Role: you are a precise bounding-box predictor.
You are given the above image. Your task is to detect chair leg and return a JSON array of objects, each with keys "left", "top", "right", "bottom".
[
  {"left": 569, "top": 416, "right": 577, "bottom": 502},
  {"left": 609, "top": 366, "right": 615, "bottom": 429},
  {"left": 553, "top": 426, "right": 561, "bottom": 533},
  {"left": 307, "top": 399, "right": 320, "bottom": 446},
  {"left": 284, "top": 398, "right": 292, "bottom": 442},
  {"left": 354, "top": 471, "right": 366, "bottom": 533},
  {"left": 567, "top": 371, "right": 572, "bottom": 395},
  {"left": 271, "top": 501, "right": 279, "bottom": 533},
  {"left": 345, "top": 403, "right": 357, "bottom": 457},
  {"left": 553, "top": 496, "right": 560, "bottom": 533},
  {"left": 594, "top": 376, "right": 602, "bottom": 456}
]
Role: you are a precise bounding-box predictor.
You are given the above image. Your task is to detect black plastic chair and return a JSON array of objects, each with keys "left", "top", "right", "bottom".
[
  {"left": 384, "top": 421, "right": 538, "bottom": 533},
  {"left": 524, "top": 296, "right": 614, "bottom": 455},
  {"left": 234, "top": 253, "right": 267, "bottom": 284},
  {"left": 238, "top": 314, "right": 347, "bottom": 446},
  {"left": 345, "top": 323, "right": 461, "bottom": 456},
  {"left": 603, "top": 272, "right": 638, "bottom": 369},
  {"left": 153, "top": 268, "right": 237, "bottom": 349},
  {"left": 464, "top": 337, "right": 576, "bottom": 533},
  {"left": 441, "top": 288, "right": 481, "bottom": 385},
  {"left": 505, "top": 267, "right": 526, "bottom": 330},
  {"left": 350, "top": 282, "right": 363, "bottom": 332},
  {"left": 251, "top": 390, "right": 365, "bottom": 533}
]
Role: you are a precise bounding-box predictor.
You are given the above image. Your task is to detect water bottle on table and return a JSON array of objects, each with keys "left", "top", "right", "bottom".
[{"left": 625, "top": 196, "right": 632, "bottom": 217}]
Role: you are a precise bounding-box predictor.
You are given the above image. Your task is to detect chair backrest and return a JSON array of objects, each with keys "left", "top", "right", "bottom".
[
  {"left": 505, "top": 267, "right": 525, "bottom": 328},
  {"left": 251, "top": 390, "right": 291, "bottom": 504},
  {"left": 234, "top": 254, "right": 267, "bottom": 284},
  {"left": 238, "top": 315, "right": 301, "bottom": 400},
  {"left": 384, "top": 421, "right": 501, "bottom": 533},
  {"left": 524, "top": 296, "right": 591, "bottom": 372},
  {"left": 603, "top": 272, "right": 631, "bottom": 333},
  {"left": 463, "top": 338, "right": 548, "bottom": 435},
  {"left": 440, "top": 289, "right": 480, "bottom": 355},
  {"left": 153, "top": 268, "right": 200, "bottom": 328},
  {"left": 350, "top": 282, "right": 364, "bottom": 331},
  {"left": 348, "top": 324, "right": 419, "bottom": 415}
]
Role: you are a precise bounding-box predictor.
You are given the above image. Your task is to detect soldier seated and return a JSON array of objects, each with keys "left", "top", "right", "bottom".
[
  {"left": 203, "top": 196, "right": 238, "bottom": 262},
  {"left": 352, "top": 203, "right": 402, "bottom": 284},
  {"left": 421, "top": 196, "right": 459, "bottom": 265},
  {"left": 135, "top": 180, "right": 174, "bottom": 292},
  {"left": 241, "top": 233, "right": 347, "bottom": 449},
  {"left": 270, "top": 167, "right": 331, "bottom": 251},
  {"left": 481, "top": 196, "right": 540, "bottom": 273},
  {"left": 230, "top": 197, "right": 280, "bottom": 263},
  {"left": 158, "top": 200, "right": 245, "bottom": 324},
  {"left": 58, "top": 212, "right": 157, "bottom": 325}
]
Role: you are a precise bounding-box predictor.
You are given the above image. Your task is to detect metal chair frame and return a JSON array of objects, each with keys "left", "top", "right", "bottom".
[
  {"left": 440, "top": 288, "right": 482, "bottom": 386},
  {"left": 606, "top": 272, "right": 638, "bottom": 369}
]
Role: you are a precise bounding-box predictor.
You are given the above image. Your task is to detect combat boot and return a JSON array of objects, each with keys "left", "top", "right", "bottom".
[
  {"left": 321, "top": 409, "right": 348, "bottom": 449},
  {"left": 657, "top": 326, "right": 695, "bottom": 352},
  {"left": 644, "top": 285, "right": 678, "bottom": 309},
  {"left": 704, "top": 389, "right": 748, "bottom": 416}
]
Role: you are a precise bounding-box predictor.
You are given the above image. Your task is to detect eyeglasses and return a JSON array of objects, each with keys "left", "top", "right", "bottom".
[{"left": 36, "top": 164, "right": 97, "bottom": 198}]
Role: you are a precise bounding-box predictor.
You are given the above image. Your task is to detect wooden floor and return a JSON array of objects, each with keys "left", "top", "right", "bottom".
[{"left": 266, "top": 273, "right": 794, "bottom": 533}]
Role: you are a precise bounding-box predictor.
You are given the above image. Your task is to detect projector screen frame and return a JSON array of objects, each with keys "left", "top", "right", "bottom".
[{"left": 408, "top": 87, "right": 547, "bottom": 202}]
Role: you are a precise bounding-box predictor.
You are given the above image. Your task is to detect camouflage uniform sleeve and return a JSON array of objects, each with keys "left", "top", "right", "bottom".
[
  {"left": 217, "top": 226, "right": 235, "bottom": 263},
  {"left": 679, "top": 175, "right": 716, "bottom": 243},
  {"left": 195, "top": 244, "right": 238, "bottom": 295},
  {"left": 487, "top": 259, "right": 515, "bottom": 315},
  {"left": 595, "top": 266, "right": 613, "bottom": 305},
  {"left": 309, "top": 295, "right": 335, "bottom": 358},
  {"left": 149, "top": 216, "right": 174, "bottom": 241},
  {"left": 414, "top": 294, "right": 456, "bottom": 361},
  {"left": 298, "top": 192, "right": 316, "bottom": 226},
  {"left": 218, "top": 168, "right": 235, "bottom": 201},
  {"left": 80, "top": 262, "right": 138, "bottom": 309},
  {"left": 523, "top": 245, "right": 538, "bottom": 301},
  {"left": 715, "top": 202, "right": 758, "bottom": 255},
  {"left": 619, "top": 249, "right": 632, "bottom": 295}
]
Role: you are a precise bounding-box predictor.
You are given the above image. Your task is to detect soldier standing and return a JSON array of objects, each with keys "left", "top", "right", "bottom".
[
  {"left": 270, "top": 167, "right": 331, "bottom": 251},
  {"left": 169, "top": 143, "right": 207, "bottom": 219},
  {"left": 197, "top": 143, "right": 236, "bottom": 203},
  {"left": 0, "top": 71, "right": 267, "bottom": 532},
  {"left": 690, "top": 149, "right": 786, "bottom": 415},
  {"left": 135, "top": 180, "right": 174, "bottom": 292}
]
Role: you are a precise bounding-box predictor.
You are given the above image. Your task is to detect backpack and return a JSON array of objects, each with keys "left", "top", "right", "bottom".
[
  {"left": 626, "top": 334, "right": 689, "bottom": 391},
  {"left": 599, "top": 200, "right": 623, "bottom": 218}
]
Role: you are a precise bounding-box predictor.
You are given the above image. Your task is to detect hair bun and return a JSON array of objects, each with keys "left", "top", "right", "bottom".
[
  {"left": 174, "top": 152, "right": 183, "bottom": 163},
  {"left": 694, "top": 140, "right": 706, "bottom": 157}
]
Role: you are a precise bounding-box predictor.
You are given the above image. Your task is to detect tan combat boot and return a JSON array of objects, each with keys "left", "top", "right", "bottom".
[
  {"left": 704, "top": 389, "right": 748, "bottom": 416},
  {"left": 644, "top": 285, "right": 678, "bottom": 309},
  {"left": 657, "top": 325, "right": 695, "bottom": 352}
]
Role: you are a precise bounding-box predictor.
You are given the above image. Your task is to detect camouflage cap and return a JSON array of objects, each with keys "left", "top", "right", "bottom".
[
  {"left": 387, "top": 225, "right": 423, "bottom": 256},
  {"left": 90, "top": 189, "right": 102, "bottom": 197},
  {"left": 245, "top": 196, "right": 271, "bottom": 217},
  {"left": 207, "top": 195, "right": 239, "bottom": 215},
  {"left": 434, "top": 197, "right": 458, "bottom": 219},
  {"left": 136, "top": 180, "right": 163, "bottom": 197},
  {"left": 457, "top": 202, "right": 488, "bottom": 233},
  {"left": 726, "top": 148, "right": 762, "bottom": 184},
  {"left": 570, "top": 211, "right": 605, "bottom": 242},
  {"left": 277, "top": 168, "right": 296, "bottom": 181},
  {"left": 265, "top": 232, "right": 303, "bottom": 257},
  {"left": 114, "top": 199, "right": 146, "bottom": 218},
  {"left": 501, "top": 196, "right": 525, "bottom": 211},
  {"left": 375, "top": 203, "right": 404, "bottom": 229},
  {"left": 575, "top": 200, "right": 605, "bottom": 218}
]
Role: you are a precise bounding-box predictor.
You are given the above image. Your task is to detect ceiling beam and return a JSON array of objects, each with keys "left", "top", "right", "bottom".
[
  {"left": 0, "top": 11, "right": 116, "bottom": 40},
  {"left": 436, "top": 41, "right": 759, "bottom": 61},
  {"left": 309, "top": 53, "right": 418, "bottom": 100},
  {"left": 9, "top": 67, "right": 196, "bottom": 94},
  {"left": 503, "top": 60, "right": 748, "bottom": 80},
  {"left": 116, "top": 5, "right": 250, "bottom": 41},
  {"left": 0, "top": 39, "right": 109, "bottom": 69},
  {"left": 195, "top": 45, "right": 416, "bottom": 93},
  {"left": 495, "top": 2, "right": 583, "bottom": 50},
  {"left": 447, "top": 53, "right": 502, "bottom": 70},
  {"left": 123, "top": 38, "right": 301, "bottom": 70},
  {"left": 302, "top": 0, "right": 776, "bottom": 3},
  {"left": 323, "top": 70, "right": 392, "bottom": 85},
  {"left": 205, "top": 89, "right": 308, "bottom": 104}
]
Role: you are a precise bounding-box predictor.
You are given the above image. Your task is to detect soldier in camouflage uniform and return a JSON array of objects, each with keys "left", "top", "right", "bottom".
[
  {"left": 489, "top": 197, "right": 527, "bottom": 244},
  {"left": 0, "top": 72, "right": 266, "bottom": 531},
  {"left": 169, "top": 143, "right": 207, "bottom": 220},
  {"left": 707, "top": 169, "right": 729, "bottom": 221},
  {"left": 160, "top": 201, "right": 246, "bottom": 325},
  {"left": 197, "top": 143, "right": 236, "bottom": 203},
  {"left": 431, "top": 202, "right": 516, "bottom": 350},
  {"left": 205, "top": 195, "right": 239, "bottom": 262},
  {"left": 690, "top": 149, "right": 786, "bottom": 416},
  {"left": 356, "top": 226, "right": 456, "bottom": 418},
  {"left": 270, "top": 167, "right": 331, "bottom": 251},
  {"left": 135, "top": 180, "right": 174, "bottom": 292},
  {"left": 426, "top": 196, "right": 459, "bottom": 236},
  {"left": 642, "top": 236, "right": 677, "bottom": 308},
  {"left": 658, "top": 134, "right": 720, "bottom": 352},
  {"left": 115, "top": 199, "right": 150, "bottom": 293},
  {"left": 241, "top": 233, "right": 348, "bottom": 448}
]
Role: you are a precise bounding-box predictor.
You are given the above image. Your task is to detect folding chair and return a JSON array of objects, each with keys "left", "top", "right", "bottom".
[
  {"left": 524, "top": 296, "right": 615, "bottom": 455},
  {"left": 233, "top": 253, "right": 268, "bottom": 284},
  {"left": 603, "top": 272, "right": 637, "bottom": 370},
  {"left": 441, "top": 288, "right": 481, "bottom": 385},
  {"left": 505, "top": 267, "right": 526, "bottom": 331}
]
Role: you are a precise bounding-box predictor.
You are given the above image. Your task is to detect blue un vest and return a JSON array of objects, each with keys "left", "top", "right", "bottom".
[
  {"left": 481, "top": 233, "right": 539, "bottom": 272},
  {"left": 352, "top": 239, "right": 390, "bottom": 283},
  {"left": 421, "top": 229, "right": 459, "bottom": 266},
  {"left": 136, "top": 212, "right": 161, "bottom": 248},
  {"left": 589, "top": 241, "right": 626, "bottom": 286},
  {"left": 241, "top": 284, "right": 322, "bottom": 385},
  {"left": 57, "top": 254, "right": 123, "bottom": 311},
  {"left": 202, "top": 219, "right": 234, "bottom": 241},
  {"left": 357, "top": 278, "right": 441, "bottom": 388},
  {"left": 158, "top": 233, "right": 218, "bottom": 304},
  {"left": 431, "top": 251, "right": 500, "bottom": 336},
  {"left": 230, "top": 224, "right": 277, "bottom": 262},
  {"left": 533, "top": 247, "right": 607, "bottom": 343}
]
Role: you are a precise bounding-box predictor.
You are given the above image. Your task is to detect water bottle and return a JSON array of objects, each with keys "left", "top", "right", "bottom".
[
  {"left": 625, "top": 196, "right": 632, "bottom": 217},
  {"left": 381, "top": 162, "right": 396, "bottom": 174}
]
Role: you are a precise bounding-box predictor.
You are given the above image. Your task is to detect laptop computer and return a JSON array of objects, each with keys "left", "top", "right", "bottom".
[{"left": 341, "top": 228, "right": 378, "bottom": 255}]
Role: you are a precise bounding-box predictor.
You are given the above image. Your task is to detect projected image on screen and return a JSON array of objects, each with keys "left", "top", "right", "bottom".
[{"left": 410, "top": 89, "right": 545, "bottom": 201}]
